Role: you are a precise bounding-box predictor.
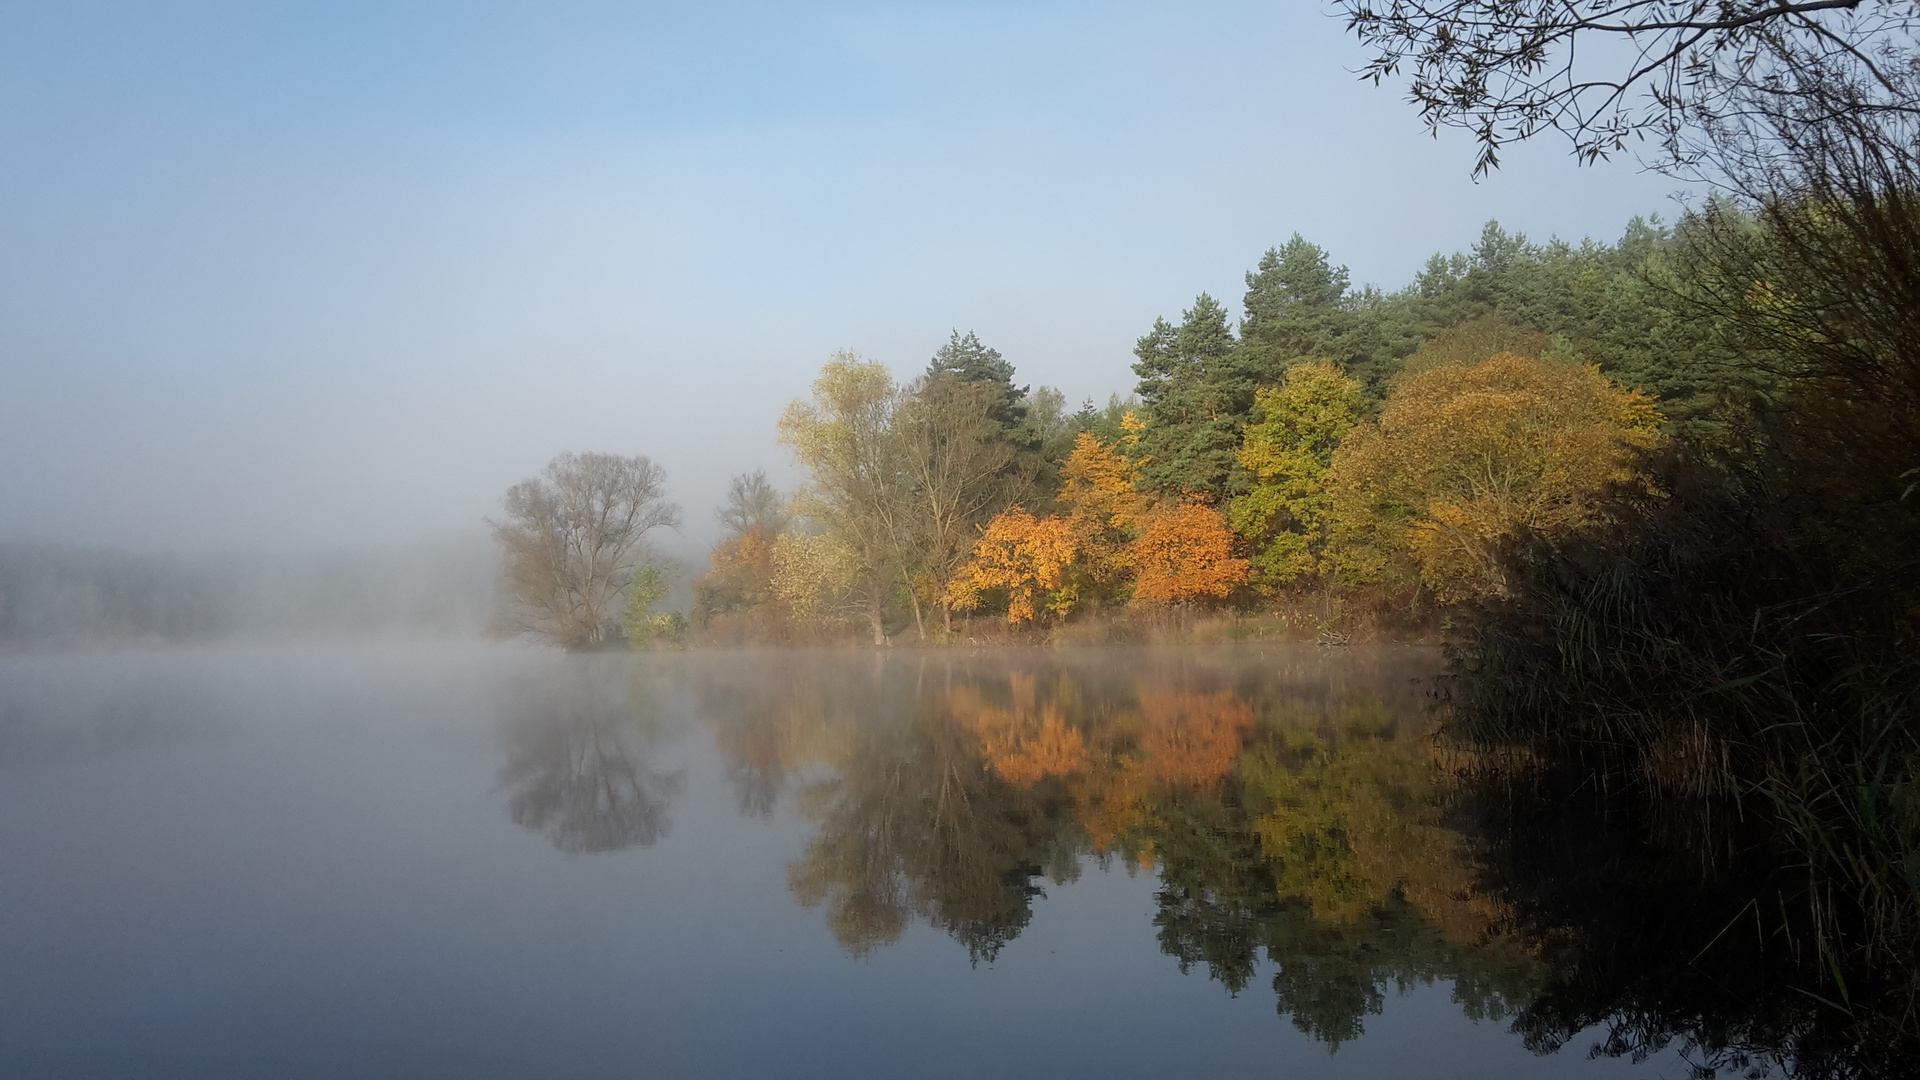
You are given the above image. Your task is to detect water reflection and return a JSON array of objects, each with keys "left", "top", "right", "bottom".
[
  {"left": 496, "top": 668, "right": 683, "bottom": 854},
  {"left": 680, "top": 650, "right": 1536, "bottom": 1044},
  {"left": 756, "top": 662, "right": 1076, "bottom": 963},
  {"left": 1459, "top": 779, "right": 1916, "bottom": 1078},
  {"left": 494, "top": 648, "right": 1913, "bottom": 1074}
]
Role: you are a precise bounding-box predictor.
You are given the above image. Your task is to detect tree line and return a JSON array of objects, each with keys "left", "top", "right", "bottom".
[
  {"left": 492, "top": 192, "right": 1919, "bottom": 1048},
  {"left": 493, "top": 199, "right": 1881, "bottom": 655},
  {"left": 659, "top": 217, "right": 1699, "bottom": 645}
]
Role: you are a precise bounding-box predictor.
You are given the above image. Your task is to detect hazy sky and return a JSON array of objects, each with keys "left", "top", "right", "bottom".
[{"left": 0, "top": 1, "right": 1690, "bottom": 558}]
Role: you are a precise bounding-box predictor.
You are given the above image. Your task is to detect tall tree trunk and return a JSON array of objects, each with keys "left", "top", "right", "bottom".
[
  {"left": 909, "top": 588, "right": 925, "bottom": 641},
  {"left": 868, "top": 579, "right": 886, "bottom": 646},
  {"left": 942, "top": 600, "right": 952, "bottom": 638}
]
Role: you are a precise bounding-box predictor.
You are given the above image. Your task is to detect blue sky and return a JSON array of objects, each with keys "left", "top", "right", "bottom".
[{"left": 0, "top": 1, "right": 1689, "bottom": 556}]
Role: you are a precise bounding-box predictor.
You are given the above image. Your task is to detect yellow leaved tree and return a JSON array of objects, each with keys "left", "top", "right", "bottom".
[
  {"left": 769, "top": 530, "right": 861, "bottom": 624},
  {"left": 777, "top": 354, "right": 910, "bottom": 644},
  {"left": 1326, "top": 352, "right": 1665, "bottom": 602},
  {"left": 1057, "top": 419, "right": 1148, "bottom": 590}
]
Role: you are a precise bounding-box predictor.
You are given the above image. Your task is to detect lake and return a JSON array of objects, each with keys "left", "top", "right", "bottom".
[{"left": 0, "top": 643, "right": 1719, "bottom": 1078}]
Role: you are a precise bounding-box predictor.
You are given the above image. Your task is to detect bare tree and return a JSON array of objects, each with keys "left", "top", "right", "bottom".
[
  {"left": 497, "top": 671, "right": 683, "bottom": 853},
  {"left": 716, "top": 469, "right": 789, "bottom": 538},
  {"left": 493, "top": 452, "right": 681, "bottom": 650},
  {"left": 1338, "top": 0, "right": 1919, "bottom": 174}
]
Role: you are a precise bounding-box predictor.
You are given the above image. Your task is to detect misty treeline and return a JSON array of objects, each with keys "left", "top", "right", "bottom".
[{"left": 0, "top": 541, "right": 497, "bottom": 648}]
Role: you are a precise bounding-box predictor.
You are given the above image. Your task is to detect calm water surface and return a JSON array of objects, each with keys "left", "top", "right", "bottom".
[{"left": 0, "top": 643, "right": 1696, "bottom": 1078}]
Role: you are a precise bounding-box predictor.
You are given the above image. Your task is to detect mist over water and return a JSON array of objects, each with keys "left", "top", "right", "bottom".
[
  {"left": 0, "top": 537, "right": 500, "bottom": 648},
  {"left": 1, "top": 642, "right": 1704, "bottom": 1079}
]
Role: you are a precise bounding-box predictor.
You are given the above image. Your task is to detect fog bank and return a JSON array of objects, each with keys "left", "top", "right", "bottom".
[{"left": 0, "top": 538, "right": 500, "bottom": 648}]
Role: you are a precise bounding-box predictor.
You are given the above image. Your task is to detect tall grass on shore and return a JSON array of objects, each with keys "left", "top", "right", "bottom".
[{"left": 1442, "top": 475, "right": 1920, "bottom": 1033}]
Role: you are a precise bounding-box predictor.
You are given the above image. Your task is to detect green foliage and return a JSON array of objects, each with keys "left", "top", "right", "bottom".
[
  {"left": 1132, "top": 293, "right": 1247, "bottom": 498},
  {"left": 1440, "top": 183, "right": 1920, "bottom": 1046},
  {"left": 1395, "top": 314, "right": 1544, "bottom": 375},
  {"left": 1238, "top": 234, "right": 1408, "bottom": 396},
  {"left": 623, "top": 564, "right": 676, "bottom": 649},
  {"left": 1229, "top": 362, "right": 1366, "bottom": 591},
  {"left": 723, "top": 158, "right": 1919, "bottom": 1058},
  {"left": 928, "top": 329, "right": 1030, "bottom": 436}
]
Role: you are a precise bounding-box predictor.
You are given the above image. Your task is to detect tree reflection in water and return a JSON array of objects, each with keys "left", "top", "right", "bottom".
[
  {"left": 497, "top": 666, "right": 683, "bottom": 854},
  {"left": 1460, "top": 775, "right": 1920, "bottom": 1079},
  {"left": 689, "top": 650, "right": 1537, "bottom": 1041},
  {"left": 765, "top": 660, "right": 1077, "bottom": 963},
  {"left": 647, "top": 649, "right": 1906, "bottom": 1075}
]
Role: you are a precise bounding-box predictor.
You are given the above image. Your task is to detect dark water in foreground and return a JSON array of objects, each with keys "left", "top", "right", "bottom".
[{"left": 0, "top": 644, "right": 1705, "bottom": 1078}]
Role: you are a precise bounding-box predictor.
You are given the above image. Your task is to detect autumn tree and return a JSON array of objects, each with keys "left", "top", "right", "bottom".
[
  {"left": 1229, "top": 362, "right": 1366, "bottom": 591},
  {"left": 1056, "top": 419, "right": 1149, "bottom": 596},
  {"left": 952, "top": 507, "right": 1080, "bottom": 624},
  {"left": 1128, "top": 501, "right": 1250, "bottom": 605},
  {"left": 769, "top": 530, "right": 861, "bottom": 626},
  {"left": 953, "top": 420, "right": 1149, "bottom": 626},
  {"left": 493, "top": 452, "right": 681, "bottom": 650},
  {"left": 779, "top": 355, "right": 912, "bottom": 645},
  {"left": 1326, "top": 352, "right": 1664, "bottom": 602}
]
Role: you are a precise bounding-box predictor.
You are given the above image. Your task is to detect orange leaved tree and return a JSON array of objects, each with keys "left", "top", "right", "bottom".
[
  {"left": 1128, "top": 501, "right": 1249, "bottom": 604},
  {"left": 952, "top": 507, "right": 1080, "bottom": 624}
]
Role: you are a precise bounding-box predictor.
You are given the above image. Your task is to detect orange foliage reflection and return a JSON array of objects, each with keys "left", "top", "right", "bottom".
[
  {"left": 1136, "top": 688, "right": 1254, "bottom": 786},
  {"left": 950, "top": 673, "right": 1086, "bottom": 786}
]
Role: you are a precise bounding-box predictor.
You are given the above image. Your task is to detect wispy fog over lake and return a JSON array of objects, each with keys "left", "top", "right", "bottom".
[
  {"left": 0, "top": 539, "right": 498, "bottom": 648},
  {"left": 0, "top": 643, "right": 1686, "bottom": 1079}
]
